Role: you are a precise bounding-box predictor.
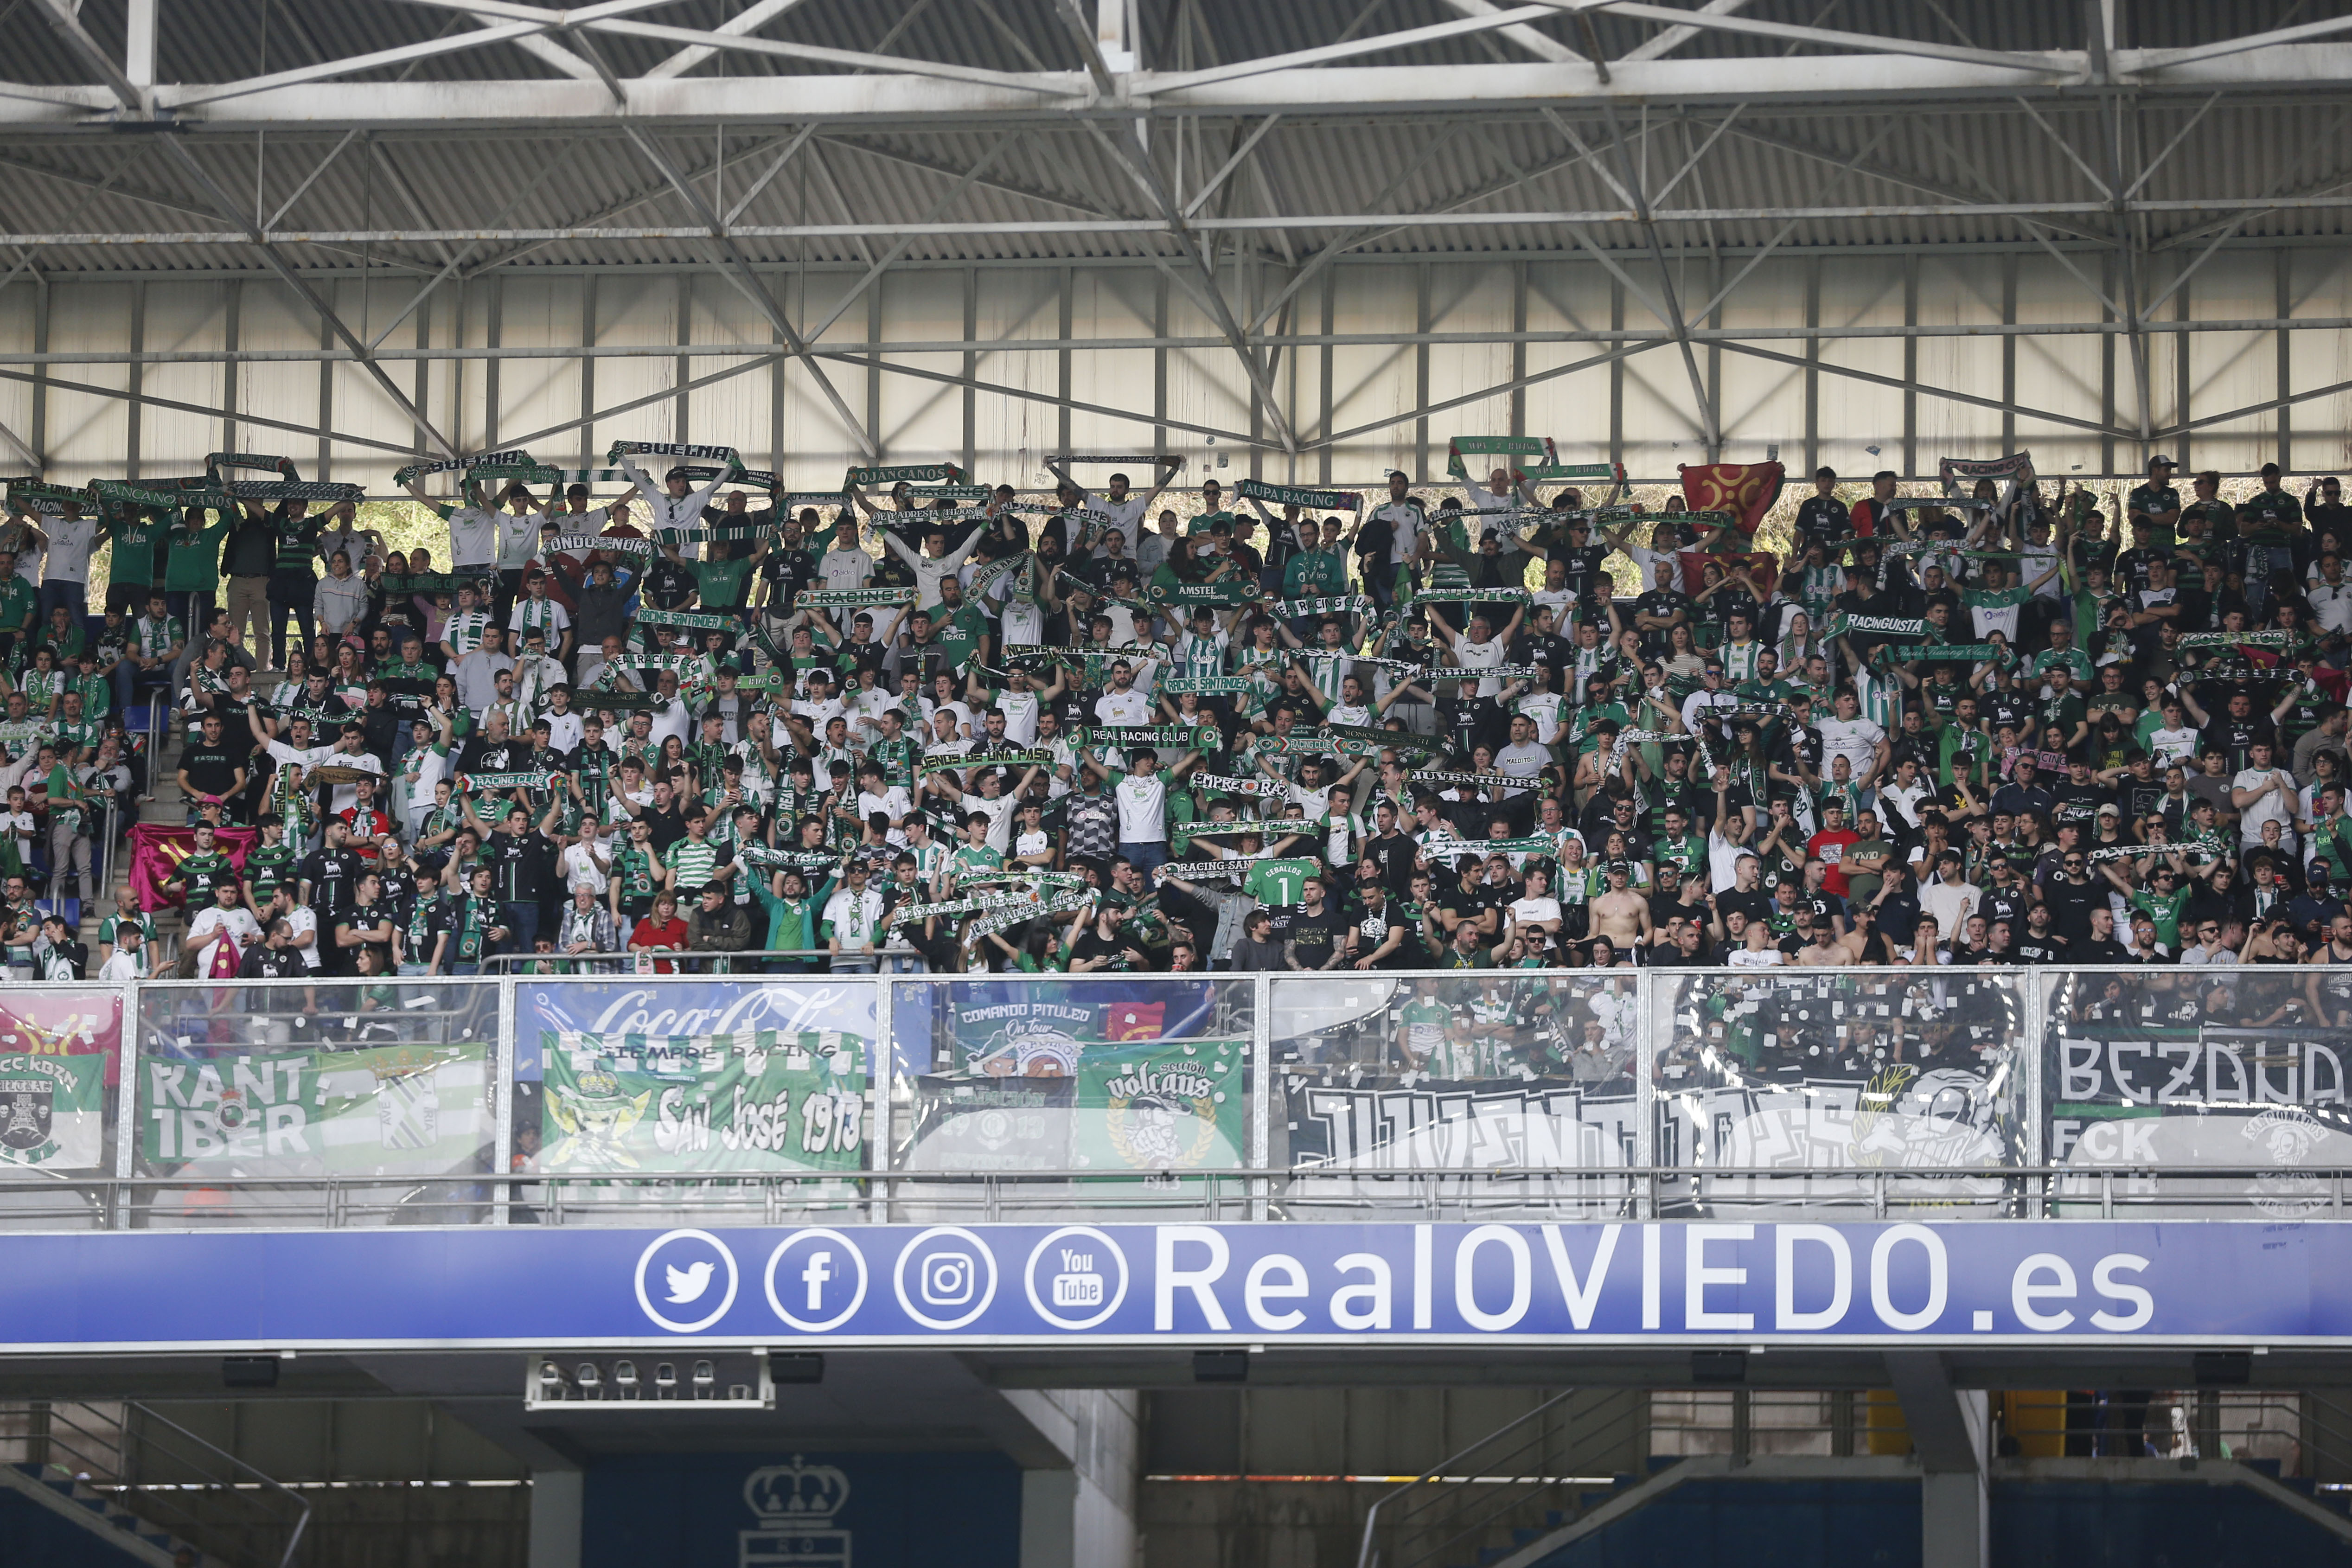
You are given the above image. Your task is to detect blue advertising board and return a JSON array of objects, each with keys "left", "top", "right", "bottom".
[{"left": 1, "top": 1221, "right": 2350, "bottom": 1350}]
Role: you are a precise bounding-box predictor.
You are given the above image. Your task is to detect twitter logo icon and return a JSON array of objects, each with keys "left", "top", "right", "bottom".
[
  {"left": 636, "top": 1230, "right": 740, "bottom": 1332},
  {"left": 666, "top": 1261, "right": 716, "bottom": 1305}
]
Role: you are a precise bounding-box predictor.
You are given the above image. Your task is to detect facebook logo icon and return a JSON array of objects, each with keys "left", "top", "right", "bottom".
[{"left": 765, "top": 1230, "right": 868, "bottom": 1333}]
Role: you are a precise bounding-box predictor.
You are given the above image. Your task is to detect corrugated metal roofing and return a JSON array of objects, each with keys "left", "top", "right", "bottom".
[{"left": 0, "top": 0, "right": 2346, "bottom": 275}]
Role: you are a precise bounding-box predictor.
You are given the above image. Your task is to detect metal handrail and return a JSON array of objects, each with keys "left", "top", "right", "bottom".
[
  {"left": 1356, "top": 1389, "right": 1580, "bottom": 1568},
  {"left": 478, "top": 946, "right": 875, "bottom": 971},
  {"left": 128, "top": 1403, "right": 313, "bottom": 1568}
]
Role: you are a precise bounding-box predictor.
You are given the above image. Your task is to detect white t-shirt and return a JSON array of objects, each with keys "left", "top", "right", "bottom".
[
  {"left": 1817, "top": 717, "right": 1885, "bottom": 781},
  {"left": 997, "top": 690, "right": 1041, "bottom": 745},
  {"left": 1495, "top": 742, "right": 1550, "bottom": 795},
  {"left": 818, "top": 547, "right": 875, "bottom": 592},
  {"left": 2148, "top": 724, "right": 2200, "bottom": 768},
  {"left": 562, "top": 840, "right": 611, "bottom": 895},
  {"left": 1508, "top": 896, "right": 1563, "bottom": 929},
  {"left": 285, "top": 903, "right": 321, "bottom": 970},
  {"left": 95, "top": 949, "right": 143, "bottom": 982},
  {"left": 447, "top": 506, "right": 501, "bottom": 570},
  {"left": 2233, "top": 767, "right": 2296, "bottom": 844},
  {"left": 186, "top": 906, "right": 262, "bottom": 966},
  {"left": 1094, "top": 689, "right": 1153, "bottom": 725},
  {"left": 964, "top": 791, "right": 1018, "bottom": 854},
  {"left": 1114, "top": 768, "right": 1170, "bottom": 844},
  {"left": 41, "top": 516, "right": 96, "bottom": 584},
  {"left": 1450, "top": 635, "right": 1506, "bottom": 698}
]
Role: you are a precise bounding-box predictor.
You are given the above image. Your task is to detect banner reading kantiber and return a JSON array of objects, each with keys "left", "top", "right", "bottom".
[
  {"left": 139, "top": 1043, "right": 490, "bottom": 1175},
  {"left": 538, "top": 1027, "right": 868, "bottom": 1174},
  {"left": 0, "top": 1052, "right": 106, "bottom": 1171}
]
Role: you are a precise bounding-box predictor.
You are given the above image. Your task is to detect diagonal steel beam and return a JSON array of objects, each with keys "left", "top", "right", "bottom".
[
  {"left": 1541, "top": 0, "right": 2072, "bottom": 75},
  {"left": 618, "top": 123, "right": 878, "bottom": 457},
  {"left": 1617, "top": 0, "right": 1751, "bottom": 61},
  {"left": 642, "top": 0, "right": 817, "bottom": 78},
  {"left": 805, "top": 135, "right": 1016, "bottom": 340},
  {"left": 30, "top": 0, "right": 460, "bottom": 460},
  {"left": 1437, "top": 0, "right": 1577, "bottom": 62},
  {"left": 0, "top": 367, "right": 422, "bottom": 455}
]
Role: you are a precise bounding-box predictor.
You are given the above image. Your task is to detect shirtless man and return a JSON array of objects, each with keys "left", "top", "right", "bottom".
[
  {"left": 1588, "top": 859, "right": 1651, "bottom": 954},
  {"left": 1793, "top": 912, "right": 1854, "bottom": 966}
]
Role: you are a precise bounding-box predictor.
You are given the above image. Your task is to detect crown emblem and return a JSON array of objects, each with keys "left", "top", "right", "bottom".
[{"left": 744, "top": 1456, "right": 850, "bottom": 1523}]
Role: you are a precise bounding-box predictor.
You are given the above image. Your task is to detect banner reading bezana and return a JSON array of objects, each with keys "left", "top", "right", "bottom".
[
  {"left": 141, "top": 1043, "right": 489, "bottom": 1173},
  {"left": 538, "top": 1028, "right": 869, "bottom": 1173}
]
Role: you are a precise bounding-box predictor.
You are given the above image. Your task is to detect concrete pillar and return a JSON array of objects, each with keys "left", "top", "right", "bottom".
[
  {"left": 529, "top": 1468, "right": 583, "bottom": 1568},
  {"left": 1005, "top": 1389, "right": 1142, "bottom": 1568},
  {"left": 1886, "top": 1353, "right": 1988, "bottom": 1568}
]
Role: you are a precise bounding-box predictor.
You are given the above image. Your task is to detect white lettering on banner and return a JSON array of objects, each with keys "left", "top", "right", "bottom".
[
  {"left": 1245, "top": 1256, "right": 1310, "bottom": 1331},
  {"left": 1023, "top": 1226, "right": 1128, "bottom": 1331},
  {"left": 1414, "top": 1224, "right": 1433, "bottom": 1331},
  {"left": 1540, "top": 1224, "right": 1620, "bottom": 1330},
  {"left": 146, "top": 1060, "right": 312, "bottom": 1160},
  {"left": 1776, "top": 1226, "right": 1852, "bottom": 1331},
  {"left": 1870, "top": 1225, "right": 1948, "bottom": 1331},
  {"left": 2060, "top": 1037, "right": 2348, "bottom": 1109},
  {"left": 1330, "top": 1254, "right": 1392, "bottom": 1331},
  {"left": 1156, "top": 1226, "right": 1233, "bottom": 1332},
  {"left": 1686, "top": 1225, "right": 1755, "bottom": 1331},
  {"left": 585, "top": 984, "right": 868, "bottom": 1040},
  {"left": 2013, "top": 1254, "right": 2078, "bottom": 1331},
  {"left": 2091, "top": 1255, "right": 2154, "bottom": 1331},
  {"left": 1455, "top": 1225, "right": 1533, "bottom": 1332}
]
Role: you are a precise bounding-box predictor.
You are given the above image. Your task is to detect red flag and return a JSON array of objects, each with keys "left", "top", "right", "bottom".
[
  {"left": 127, "top": 821, "right": 257, "bottom": 911},
  {"left": 1104, "top": 1002, "right": 1165, "bottom": 1041},
  {"left": 1679, "top": 461, "right": 1786, "bottom": 537}
]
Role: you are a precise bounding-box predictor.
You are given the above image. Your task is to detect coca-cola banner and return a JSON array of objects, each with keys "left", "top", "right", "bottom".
[{"left": 515, "top": 981, "right": 884, "bottom": 1174}]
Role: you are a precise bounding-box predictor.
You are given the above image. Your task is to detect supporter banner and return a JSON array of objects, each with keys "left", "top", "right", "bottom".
[
  {"left": 940, "top": 979, "right": 1218, "bottom": 1065},
  {"left": 0, "top": 1051, "right": 105, "bottom": 1171},
  {"left": 847, "top": 464, "right": 964, "bottom": 486},
  {"left": 515, "top": 978, "right": 883, "bottom": 1083},
  {"left": 1238, "top": 479, "right": 1361, "bottom": 512},
  {"left": 1285, "top": 1072, "right": 1636, "bottom": 1176},
  {"left": 1679, "top": 461, "right": 1785, "bottom": 536},
  {"left": 538, "top": 1028, "right": 867, "bottom": 1174},
  {"left": 140, "top": 1042, "right": 489, "bottom": 1175},
  {"left": 966, "top": 890, "right": 1095, "bottom": 941},
  {"left": 12, "top": 1219, "right": 2352, "bottom": 1349},
  {"left": 1049, "top": 454, "right": 1179, "bottom": 468},
  {"left": 907, "top": 1038, "right": 1246, "bottom": 1175},
  {"left": 127, "top": 821, "right": 258, "bottom": 910},
  {"left": 0, "top": 990, "right": 123, "bottom": 1096},
  {"left": 637, "top": 608, "right": 737, "bottom": 631}
]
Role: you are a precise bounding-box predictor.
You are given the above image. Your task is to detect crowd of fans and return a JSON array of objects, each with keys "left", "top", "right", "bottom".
[{"left": 4, "top": 444, "right": 2351, "bottom": 979}]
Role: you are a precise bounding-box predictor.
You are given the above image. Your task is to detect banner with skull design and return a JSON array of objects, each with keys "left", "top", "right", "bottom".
[{"left": 0, "top": 1052, "right": 105, "bottom": 1171}]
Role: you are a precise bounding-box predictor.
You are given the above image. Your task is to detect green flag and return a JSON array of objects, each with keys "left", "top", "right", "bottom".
[
  {"left": 540, "top": 1028, "right": 868, "bottom": 1173},
  {"left": 1070, "top": 1038, "right": 1247, "bottom": 1173},
  {"left": 0, "top": 1051, "right": 106, "bottom": 1171}
]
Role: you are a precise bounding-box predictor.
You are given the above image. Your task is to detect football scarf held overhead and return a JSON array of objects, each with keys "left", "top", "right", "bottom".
[
  {"left": 396, "top": 451, "right": 530, "bottom": 486},
  {"left": 795, "top": 587, "right": 917, "bottom": 610},
  {"left": 1826, "top": 614, "right": 1931, "bottom": 641},
  {"left": 547, "top": 532, "right": 655, "bottom": 557},
  {"left": 1144, "top": 578, "right": 1265, "bottom": 608},
  {"left": 1679, "top": 460, "right": 1786, "bottom": 536},
  {"left": 1171, "top": 820, "right": 1288, "bottom": 852},
  {"left": 1156, "top": 858, "right": 1248, "bottom": 881},
  {"left": 620, "top": 653, "right": 710, "bottom": 676},
  {"left": 90, "top": 479, "right": 197, "bottom": 511},
  {"left": 966, "top": 888, "right": 1096, "bottom": 940},
  {"left": 918, "top": 749, "right": 1056, "bottom": 775},
  {"left": 1912, "top": 643, "right": 2007, "bottom": 662},
  {"left": 1050, "top": 454, "right": 1179, "bottom": 468},
  {"left": 2088, "top": 841, "right": 2214, "bottom": 864},
  {"left": 1420, "top": 833, "right": 1560, "bottom": 859},
  {"left": 1159, "top": 677, "right": 1259, "bottom": 696},
  {"left": 1279, "top": 594, "right": 1372, "bottom": 619},
  {"left": 462, "top": 771, "right": 554, "bottom": 792},
  {"left": 847, "top": 463, "right": 965, "bottom": 486},
  {"left": 1938, "top": 450, "right": 2034, "bottom": 506},
  {"left": 1416, "top": 771, "right": 1537, "bottom": 794},
  {"left": 6, "top": 480, "right": 86, "bottom": 514},
  {"left": 207, "top": 451, "right": 299, "bottom": 479},
  {"left": 1411, "top": 587, "right": 1530, "bottom": 605},
  {"left": 2179, "top": 629, "right": 2302, "bottom": 649},
  {"left": 1190, "top": 771, "right": 1290, "bottom": 798},
  {"left": 1319, "top": 720, "right": 1438, "bottom": 758},
  {"left": 635, "top": 607, "right": 738, "bottom": 631},
  {"left": 610, "top": 440, "right": 744, "bottom": 474},
  {"left": 1446, "top": 435, "right": 1549, "bottom": 483},
  {"left": 966, "top": 551, "right": 1031, "bottom": 597},
  {"left": 1237, "top": 478, "right": 1362, "bottom": 512},
  {"left": 1081, "top": 725, "right": 1216, "bottom": 751},
  {"left": 230, "top": 481, "right": 364, "bottom": 503}
]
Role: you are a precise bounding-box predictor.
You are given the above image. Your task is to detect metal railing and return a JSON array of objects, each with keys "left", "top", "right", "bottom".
[
  {"left": 0, "top": 1398, "right": 311, "bottom": 1568},
  {"left": 477, "top": 946, "right": 901, "bottom": 973}
]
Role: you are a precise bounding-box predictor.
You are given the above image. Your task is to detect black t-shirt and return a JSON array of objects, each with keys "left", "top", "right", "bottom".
[
  {"left": 2050, "top": 779, "right": 2113, "bottom": 831},
  {"left": 488, "top": 829, "right": 559, "bottom": 901},
  {"left": 643, "top": 557, "right": 697, "bottom": 610},
  {"left": 179, "top": 742, "right": 243, "bottom": 797},
  {"left": 1068, "top": 925, "right": 1135, "bottom": 972},
  {"left": 298, "top": 845, "right": 364, "bottom": 921},
  {"left": 1716, "top": 887, "right": 1773, "bottom": 926},
  {"left": 1345, "top": 897, "right": 1411, "bottom": 967},
  {"left": 2071, "top": 937, "right": 2136, "bottom": 965},
  {"left": 1365, "top": 829, "right": 1420, "bottom": 896},
  {"left": 1286, "top": 908, "right": 1340, "bottom": 968},
  {"left": 2015, "top": 933, "right": 2065, "bottom": 964}
]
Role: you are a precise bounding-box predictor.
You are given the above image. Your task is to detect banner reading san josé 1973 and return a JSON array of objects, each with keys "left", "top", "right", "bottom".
[
  {"left": 538, "top": 1028, "right": 869, "bottom": 1174},
  {"left": 140, "top": 1043, "right": 489, "bottom": 1174}
]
